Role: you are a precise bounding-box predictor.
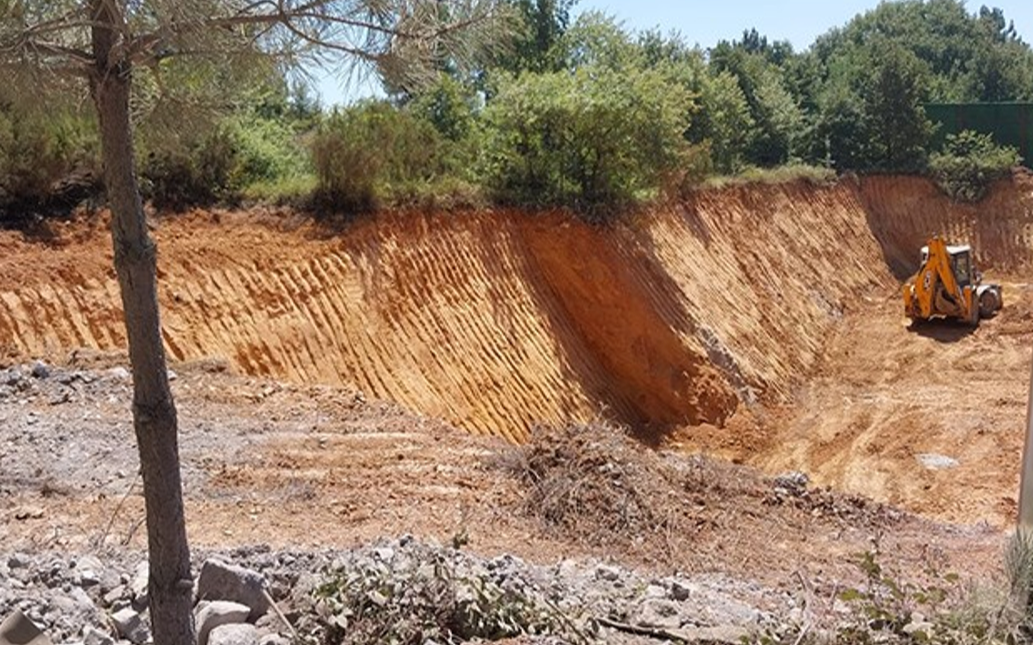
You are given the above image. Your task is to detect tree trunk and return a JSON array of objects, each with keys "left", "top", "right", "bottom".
[{"left": 90, "top": 3, "right": 195, "bottom": 644}]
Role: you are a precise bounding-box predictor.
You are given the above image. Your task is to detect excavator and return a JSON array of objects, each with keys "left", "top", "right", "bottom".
[{"left": 903, "top": 237, "right": 1002, "bottom": 325}]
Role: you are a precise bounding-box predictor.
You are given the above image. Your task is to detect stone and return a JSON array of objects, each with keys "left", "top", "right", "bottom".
[
  {"left": 372, "top": 547, "right": 394, "bottom": 562},
  {"left": 680, "top": 625, "right": 751, "bottom": 644},
  {"left": 257, "top": 635, "right": 289, "bottom": 645},
  {"left": 0, "top": 610, "right": 51, "bottom": 645},
  {"left": 916, "top": 454, "right": 959, "bottom": 470},
  {"left": 83, "top": 626, "right": 115, "bottom": 645},
  {"left": 78, "top": 570, "right": 101, "bottom": 588},
  {"left": 196, "top": 560, "right": 270, "bottom": 621},
  {"left": 129, "top": 563, "right": 148, "bottom": 607},
  {"left": 773, "top": 471, "right": 809, "bottom": 496},
  {"left": 31, "top": 361, "right": 50, "bottom": 379},
  {"left": 106, "top": 367, "right": 130, "bottom": 381},
  {"left": 8, "top": 554, "right": 31, "bottom": 569},
  {"left": 102, "top": 586, "right": 126, "bottom": 608},
  {"left": 207, "top": 624, "right": 258, "bottom": 645},
  {"left": 2, "top": 367, "right": 25, "bottom": 387},
  {"left": 593, "top": 564, "right": 621, "bottom": 582},
  {"left": 635, "top": 599, "right": 682, "bottom": 630},
  {"left": 110, "top": 608, "right": 149, "bottom": 645},
  {"left": 669, "top": 579, "right": 696, "bottom": 601},
  {"left": 195, "top": 601, "right": 251, "bottom": 645},
  {"left": 903, "top": 621, "right": 935, "bottom": 637},
  {"left": 643, "top": 584, "right": 667, "bottom": 599}
]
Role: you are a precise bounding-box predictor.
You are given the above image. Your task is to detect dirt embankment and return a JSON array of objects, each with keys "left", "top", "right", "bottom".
[
  {"left": 3, "top": 173, "right": 1033, "bottom": 524},
  {"left": 0, "top": 179, "right": 909, "bottom": 439}
]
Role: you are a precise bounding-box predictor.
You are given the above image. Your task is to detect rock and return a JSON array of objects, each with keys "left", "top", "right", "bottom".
[
  {"left": 669, "top": 579, "right": 696, "bottom": 601},
  {"left": 916, "top": 454, "right": 959, "bottom": 470},
  {"left": 0, "top": 610, "right": 50, "bottom": 645},
  {"left": 257, "top": 635, "right": 289, "bottom": 645},
  {"left": 129, "top": 563, "right": 148, "bottom": 607},
  {"left": 903, "top": 621, "right": 935, "bottom": 637},
  {"left": 110, "top": 608, "right": 149, "bottom": 645},
  {"left": 167, "top": 369, "right": 178, "bottom": 382},
  {"left": 643, "top": 584, "right": 667, "bottom": 599},
  {"left": 2, "top": 367, "right": 24, "bottom": 386},
  {"left": 207, "top": 624, "right": 258, "bottom": 645},
  {"left": 773, "top": 471, "right": 809, "bottom": 496},
  {"left": 594, "top": 564, "right": 621, "bottom": 582},
  {"left": 635, "top": 598, "right": 682, "bottom": 630},
  {"left": 103, "top": 586, "right": 126, "bottom": 607},
  {"left": 106, "top": 367, "right": 130, "bottom": 381},
  {"left": 31, "top": 361, "right": 51, "bottom": 379},
  {"left": 681, "top": 625, "right": 751, "bottom": 644},
  {"left": 78, "top": 569, "right": 101, "bottom": 588},
  {"left": 196, "top": 560, "right": 270, "bottom": 621},
  {"left": 195, "top": 601, "right": 251, "bottom": 645},
  {"left": 8, "top": 553, "right": 32, "bottom": 569},
  {"left": 83, "top": 626, "right": 115, "bottom": 645}
]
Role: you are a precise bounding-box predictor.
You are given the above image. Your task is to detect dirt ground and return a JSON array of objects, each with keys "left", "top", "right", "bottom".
[
  {"left": 2, "top": 174, "right": 1032, "bottom": 596},
  {"left": 0, "top": 356, "right": 1005, "bottom": 596}
]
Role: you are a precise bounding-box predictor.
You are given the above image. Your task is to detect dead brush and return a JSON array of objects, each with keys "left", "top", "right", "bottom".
[{"left": 500, "top": 421, "right": 700, "bottom": 551}]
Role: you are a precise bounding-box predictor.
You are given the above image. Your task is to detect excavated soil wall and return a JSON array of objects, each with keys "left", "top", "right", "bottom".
[{"left": 2, "top": 174, "right": 1033, "bottom": 444}]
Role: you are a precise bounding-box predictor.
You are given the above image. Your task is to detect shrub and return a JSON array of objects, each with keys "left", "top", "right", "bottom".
[
  {"left": 479, "top": 66, "right": 693, "bottom": 218},
  {"left": 310, "top": 101, "right": 453, "bottom": 213},
  {"left": 223, "top": 112, "right": 310, "bottom": 193},
  {"left": 139, "top": 110, "right": 313, "bottom": 210},
  {"left": 140, "top": 128, "right": 237, "bottom": 210},
  {"left": 0, "top": 105, "right": 99, "bottom": 222},
  {"left": 929, "top": 130, "right": 1021, "bottom": 202}
]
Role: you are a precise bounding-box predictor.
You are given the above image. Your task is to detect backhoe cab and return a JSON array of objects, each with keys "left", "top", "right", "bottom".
[{"left": 903, "top": 237, "right": 1002, "bottom": 325}]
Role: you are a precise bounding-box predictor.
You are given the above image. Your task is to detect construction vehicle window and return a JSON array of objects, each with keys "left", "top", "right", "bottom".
[{"left": 955, "top": 254, "right": 971, "bottom": 283}]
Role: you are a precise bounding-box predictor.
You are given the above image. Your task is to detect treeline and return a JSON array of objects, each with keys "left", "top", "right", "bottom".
[{"left": 2, "top": 0, "right": 1029, "bottom": 222}]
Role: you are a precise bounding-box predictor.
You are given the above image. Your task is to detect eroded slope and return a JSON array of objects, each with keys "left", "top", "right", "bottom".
[{"left": 3, "top": 174, "right": 1033, "bottom": 524}]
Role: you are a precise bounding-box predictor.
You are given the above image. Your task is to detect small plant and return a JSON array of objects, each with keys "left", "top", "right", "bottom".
[
  {"left": 809, "top": 540, "right": 1033, "bottom": 645},
  {"left": 312, "top": 543, "right": 575, "bottom": 644},
  {"left": 929, "top": 130, "right": 1021, "bottom": 203}
]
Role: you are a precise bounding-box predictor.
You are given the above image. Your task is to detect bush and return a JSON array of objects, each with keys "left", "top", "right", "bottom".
[
  {"left": 0, "top": 105, "right": 99, "bottom": 222},
  {"left": 311, "top": 101, "right": 458, "bottom": 213},
  {"left": 140, "top": 128, "right": 237, "bottom": 210},
  {"left": 139, "top": 110, "right": 313, "bottom": 210},
  {"left": 479, "top": 66, "right": 693, "bottom": 218},
  {"left": 929, "top": 130, "right": 1021, "bottom": 202}
]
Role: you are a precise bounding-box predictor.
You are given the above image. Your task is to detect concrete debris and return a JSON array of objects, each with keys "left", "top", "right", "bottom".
[
  {"left": 207, "top": 623, "right": 259, "bottom": 645},
  {"left": 196, "top": 601, "right": 251, "bottom": 645},
  {"left": 109, "top": 608, "right": 149, "bottom": 645},
  {"left": 196, "top": 560, "right": 270, "bottom": 621}
]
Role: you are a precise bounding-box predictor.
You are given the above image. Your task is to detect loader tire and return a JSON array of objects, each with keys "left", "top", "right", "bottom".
[{"left": 979, "top": 290, "right": 1000, "bottom": 318}]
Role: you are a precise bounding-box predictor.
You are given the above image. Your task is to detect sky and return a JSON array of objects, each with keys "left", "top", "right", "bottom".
[{"left": 313, "top": 0, "right": 1033, "bottom": 106}]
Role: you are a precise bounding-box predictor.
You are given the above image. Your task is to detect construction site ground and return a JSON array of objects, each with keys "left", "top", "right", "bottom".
[{"left": 2, "top": 173, "right": 1032, "bottom": 604}]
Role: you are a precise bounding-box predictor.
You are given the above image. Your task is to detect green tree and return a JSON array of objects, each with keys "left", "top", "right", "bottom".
[
  {"left": 481, "top": 65, "right": 692, "bottom": 213},
  {"left": 692, "top": 71, "right": 755, "bottom": 173},
  {"left": 711, "top": 44, "right": 804, "bottom": 167},
  {"left": 498, "top": 0, "right": 577, "bottom": 73},
  {"left": 0, "top": 2, "right": 507, "bottom": 643},
  {"left": 814, "top": 81, "right": 867, "bottom": 170},
  {"left": 811, "top": 0, "right": 1033, "bottom": 103},
  {"left": 860, "top": 42, "right": 936, "bottom": 171}
]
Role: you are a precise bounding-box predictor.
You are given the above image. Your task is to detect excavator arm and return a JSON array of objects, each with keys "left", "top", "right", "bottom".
[{"left": 903, "top": 238, "right": 978, "bottom": 324}]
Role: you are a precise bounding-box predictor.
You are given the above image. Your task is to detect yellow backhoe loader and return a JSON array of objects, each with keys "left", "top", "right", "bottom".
[{"left": 903, "top": 237, "right": 1002, "bottom": 325}]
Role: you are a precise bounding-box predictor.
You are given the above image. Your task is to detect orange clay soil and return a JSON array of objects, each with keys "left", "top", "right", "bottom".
[{"left": 2, "top": 174, "right": 1033, "bottom": 528}]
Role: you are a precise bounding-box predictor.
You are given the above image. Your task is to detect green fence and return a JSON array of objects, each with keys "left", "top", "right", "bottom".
[{"left": 925, "top": 102, "right": 1033, "bottom": 167}]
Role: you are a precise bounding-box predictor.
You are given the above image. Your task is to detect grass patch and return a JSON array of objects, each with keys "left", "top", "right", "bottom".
[{"left": 701, "top": 163, "right": 837, "bottom": 190}]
